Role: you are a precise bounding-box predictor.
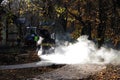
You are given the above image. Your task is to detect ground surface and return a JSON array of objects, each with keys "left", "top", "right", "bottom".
[
  {"left": 0, "top": 64, "right": 119, "bottom": 80},
  {"left": 0, "top": 48, "right": 120, "bottom": 80},
  {"left": 0, "top": 47, "right": 40, "bottom": 65},
  {"left": 87, "top": 64, "right": 120, "bottom": 80}
]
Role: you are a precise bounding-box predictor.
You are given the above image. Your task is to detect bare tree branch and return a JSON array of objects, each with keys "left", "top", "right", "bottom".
[{"left": 66, "top": 8, "right": 85, "bottom": 27}]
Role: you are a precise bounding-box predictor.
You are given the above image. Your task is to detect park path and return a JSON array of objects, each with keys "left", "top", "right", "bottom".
[
  {"left": 0, "top": 61, "right": 54, "bottom": 70},
  {"left": 0, "top": 61, "right": 106, "bottom": 80},
  {"left": 28, "top": 64, "right": 106, "bottom": 80}
]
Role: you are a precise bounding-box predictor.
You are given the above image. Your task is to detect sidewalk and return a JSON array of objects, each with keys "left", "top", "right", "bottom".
[{"left": 0, "top": 61, "right": 54, "bottom": 70}]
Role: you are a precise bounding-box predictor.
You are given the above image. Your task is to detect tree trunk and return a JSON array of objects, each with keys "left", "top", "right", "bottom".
[
  {"left": 6, "top": 18, "right": 8, "bottom": 45},
  {"left": 111, "top": 0, "right": 119, "bottom": 34},
  {"left": 81, "top": 20, "right": 92, "bottom": 40},
  {"left": 111, "top": 0, "right": 116, "bottom": 28},
  {"left": 97, "top": 0, "right": 107, "bottom": 48},
  {"left": 59, "top": 13, "right": 67, "bottom": 32},
  {"left": 0, "top": 0, "right": 3, "bottom": 4},
  {"left": 116, "top": 0, "right": 120, "bottom": 8}
]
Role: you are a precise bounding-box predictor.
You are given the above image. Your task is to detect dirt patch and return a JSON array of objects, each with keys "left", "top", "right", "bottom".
[
  {"left": 0, "top": 65, "right": 64, "bottom": 80},
  {"left": 0, "top": 64, "right": 119, "bottom": 80},
  {"left": 86, "top": 64, "right": 120, "bottom": 80},
  {"left": 0, "top": 51, "right": 40, "bottom": 65},
  {"left": 29, "top": 64, "right": 106, "bottom": 80}
]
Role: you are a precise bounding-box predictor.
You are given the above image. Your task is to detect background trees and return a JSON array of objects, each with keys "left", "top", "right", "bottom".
[{"left": 0, "top": 0, "right": 119, "bottom": 48}]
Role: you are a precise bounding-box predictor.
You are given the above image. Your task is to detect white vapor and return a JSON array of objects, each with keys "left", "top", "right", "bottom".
[{"left": 38, "top": 35, "right": 120, "bottom": 65}]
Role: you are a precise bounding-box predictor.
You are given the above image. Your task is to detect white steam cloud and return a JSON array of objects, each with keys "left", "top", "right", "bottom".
[{"left": 38, "top": 35, "right": 120, "bottom": 65}]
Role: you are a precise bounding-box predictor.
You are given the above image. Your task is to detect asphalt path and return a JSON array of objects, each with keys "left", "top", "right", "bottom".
[
  {"left": 28, "top": 64, "right": 106, "bottom": 80},
  {"left": 0, "top": 61, "right": 54, "bottom": 70},
  {"left": 0, "top": 61, "right": 106, "bottom": 79}
]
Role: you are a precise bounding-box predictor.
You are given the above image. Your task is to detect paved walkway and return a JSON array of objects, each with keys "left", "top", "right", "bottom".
[
  {"left": 0, "top": 61, "right": 106, "bottom": 79},
  {"left": 0, "top": 61, "right": 54, "bottom": 70},
  {"left": 28, "top": 64, "right": 106, "bottom": 80}
]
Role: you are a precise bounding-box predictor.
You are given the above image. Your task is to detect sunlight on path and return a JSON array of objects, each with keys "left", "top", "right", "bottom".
[
  {"left": 0, "top": 61, "right": 53, "bottom": 70},
  {"left": 28, "top": 64, "right": 106, "bottom": 80}
]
